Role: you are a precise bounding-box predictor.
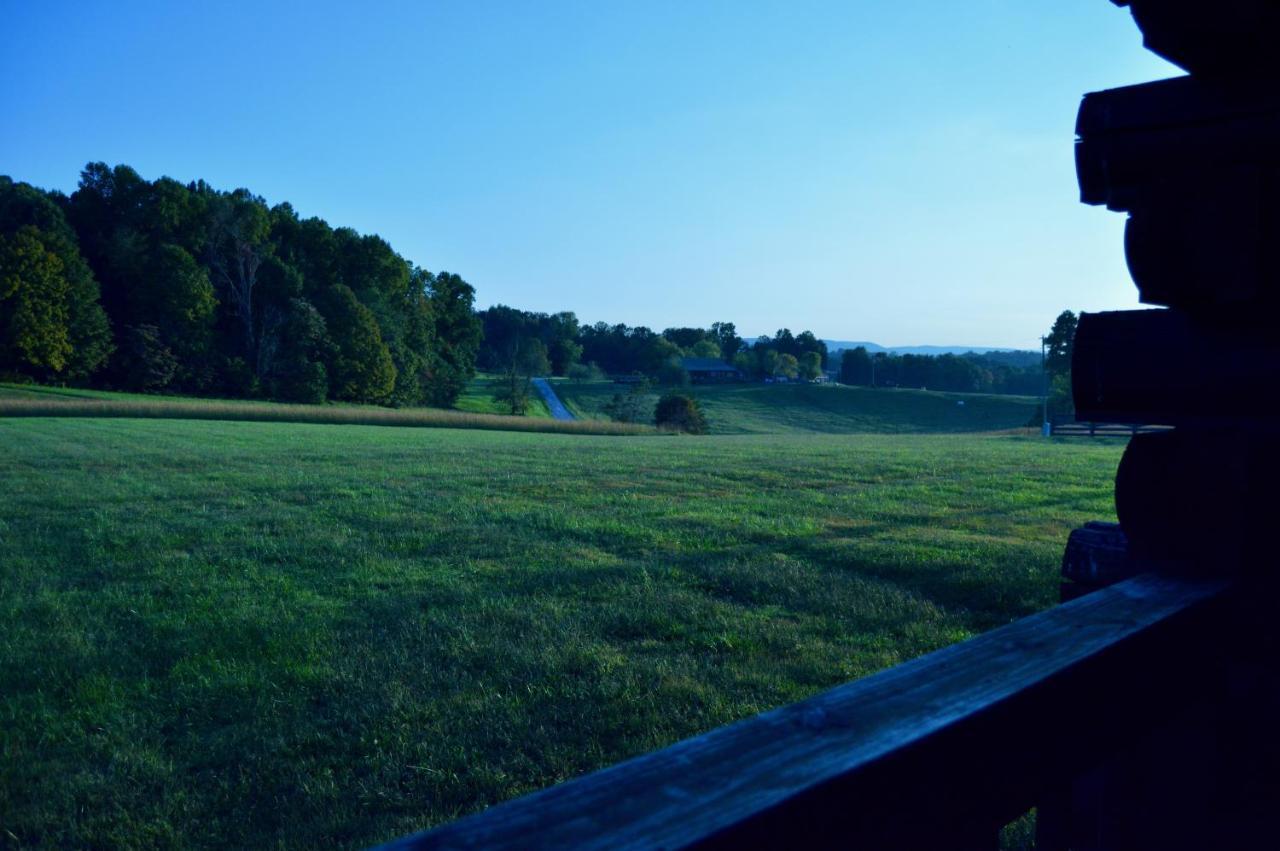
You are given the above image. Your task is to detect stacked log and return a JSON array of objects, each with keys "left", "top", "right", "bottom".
[
  {"left": 1065, "top": 2, "right": 1280, "bottom": 583},
  {"left": 1042, "top": 10, "right": 1280, "bottom": 845}
]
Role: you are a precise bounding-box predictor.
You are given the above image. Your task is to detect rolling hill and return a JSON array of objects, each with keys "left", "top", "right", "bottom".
[{"left": 555, "top": 381, "right": 1039, "bottom": 435}]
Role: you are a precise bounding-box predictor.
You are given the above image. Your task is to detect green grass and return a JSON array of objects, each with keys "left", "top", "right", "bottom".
[
  {"left": 452, "top": 374, "right": 552, "bottom": 419},
  {"left": 0, "top": 383, "right": 639, "bottom": 436},
  {"left": 0, "top": 382, "right": 205, "bottom": 404},
  {"left": 557, "top": 380, "right": 1040, "bottom": 434},
  {"left": 0, "top": 417, "right": 1121, "bottom": 848}
]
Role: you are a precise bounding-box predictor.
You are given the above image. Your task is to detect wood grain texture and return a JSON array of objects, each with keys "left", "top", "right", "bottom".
[{"left": 375, "top": 574, "right": 1233, "bottom": 850}]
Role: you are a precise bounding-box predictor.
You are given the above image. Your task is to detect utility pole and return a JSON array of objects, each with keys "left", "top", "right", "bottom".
[{"left": 1040, "top": 335, "right": 1050, "bottom": 436}]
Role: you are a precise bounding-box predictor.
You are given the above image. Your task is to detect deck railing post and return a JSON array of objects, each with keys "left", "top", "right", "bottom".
[{"left": 1038, "top": 694, "right": 1226, "bottom": 851}]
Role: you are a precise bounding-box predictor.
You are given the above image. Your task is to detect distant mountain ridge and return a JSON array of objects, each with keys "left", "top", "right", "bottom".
[
  {"left": 745, "top": 338, "right": 1032, "bottom": 357},
  {"left": 822, "top": 341, "right": 1031, "bottom": 356}
]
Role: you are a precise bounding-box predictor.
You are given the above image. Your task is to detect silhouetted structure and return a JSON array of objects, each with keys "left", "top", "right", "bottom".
[{"left": 1049, "top": 1, "right": 1280, "bottom": 845}]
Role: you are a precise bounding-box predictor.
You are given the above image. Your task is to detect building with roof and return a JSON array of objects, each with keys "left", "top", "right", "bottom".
[{"left": 680, "top": 357, "right": 743, "bottom": 383}]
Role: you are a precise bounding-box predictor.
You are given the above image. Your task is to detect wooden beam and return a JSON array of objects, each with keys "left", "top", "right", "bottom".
[
  {"left": 1071, "top": 309, "right": 1280, "bottom": 426},
  {"left": 1075, "top": 76, "right": 1280, "bottom": 210},
  {"left": 375, "top": 575, "right": 1233, "bottom": 850},
  {"left": 1114, "top": 0, "right": 1280, "bottom": 79},
  {"left": 1121, "top": 171, "right": 1280, "bottom": 310}
]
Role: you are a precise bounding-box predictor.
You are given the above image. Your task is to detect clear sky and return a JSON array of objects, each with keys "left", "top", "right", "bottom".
[{"left": 1, "top": 1, "right": 1177, "bottom": 348}]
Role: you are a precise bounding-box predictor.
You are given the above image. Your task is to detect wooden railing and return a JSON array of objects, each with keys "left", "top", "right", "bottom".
[{"left": 375, "top": 573, "right": 1250, "bottom": 850}]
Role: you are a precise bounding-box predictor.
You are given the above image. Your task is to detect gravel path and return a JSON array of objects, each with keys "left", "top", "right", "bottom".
[{"left": 531, "top": 377, "right": 575, "bottom": 421}]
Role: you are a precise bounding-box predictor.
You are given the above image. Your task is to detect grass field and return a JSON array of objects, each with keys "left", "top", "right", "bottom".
[
  {"left": 0, "top": 382, "right": 638, "bottom": 437},
  {"left": 556, "top": 380, "right": 1040, "bottom": 434},
  {"left": 451, "top": 374, "right": 551, "bottom": 419},
  {"left": 0, "top": 415, "right": 1121, "bottom": 848},
  {"left": 0, "top": 376, "right": 555, "bottom": 420}
]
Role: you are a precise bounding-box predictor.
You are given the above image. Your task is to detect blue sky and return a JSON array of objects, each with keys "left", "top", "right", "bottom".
[{"left": 1, "top": 1, "right": 1176, "bottom": 348}]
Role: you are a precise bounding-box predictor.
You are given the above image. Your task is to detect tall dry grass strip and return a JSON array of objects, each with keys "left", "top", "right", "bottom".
[{"left": 0, "top": 398, "right": 658, "bottom": 436}]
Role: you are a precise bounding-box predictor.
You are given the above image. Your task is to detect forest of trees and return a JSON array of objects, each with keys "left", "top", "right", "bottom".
[
  {"left": 578, "top": 321, "right": 748, "bottom": 382},
  {"left": 2, "top": 163, "right": 1056, "bottom": 410},
  {"left": 483, "top": 310, "right": 833, "bottom": 386},
  {"left": 839, "top": 347, "right": 1044, "bottom": 395},
  {"left": 735, "top": 329, "right": 828, "bottom": 381},
  {"left": 0, "top": 165, "right": 481, "bottom": 405}
]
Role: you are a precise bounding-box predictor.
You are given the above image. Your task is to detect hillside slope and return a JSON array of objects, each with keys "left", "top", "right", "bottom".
[{"left": 556, "top": 381, "right": 1039, "bottom": 435}]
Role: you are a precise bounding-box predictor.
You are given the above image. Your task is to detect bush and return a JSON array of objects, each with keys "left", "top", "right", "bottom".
[{"left": 654, "top": 393, "right": 707, "bottom": 434}]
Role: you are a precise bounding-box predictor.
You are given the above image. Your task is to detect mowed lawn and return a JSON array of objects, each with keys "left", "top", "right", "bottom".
[
  {"left": 556, "top": 379, "right": 1040, "bottom": 434},
  {"left": 1, "top": 418, "right": 1120, "bottom": 848}
]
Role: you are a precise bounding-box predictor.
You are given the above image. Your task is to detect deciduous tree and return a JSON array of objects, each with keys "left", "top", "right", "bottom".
[
  {"left": 799, "top": 351, "right": 822, "bottom": 381},
  {"left": 775, "top": 352, "right": 799, "bottom": 379},
  {"left": 1045, "top": 310, "right": 1078, "bottom": 378},
  {"left": 0, "top": 227, "right": 72, "bottom": 375},
  {"left": 0, "top": 177, "right": 112, "bottom": 379},
  {"left": 425, "top": 270, "right": 481, "bottom": 406},
  {"left": 493, "top": 336, "right": 550, "bottom": 415},
  {"left": 320, "top": 285, "right": 396, "bottom": 403},
  {"left": 841, "top": 346, "right": 872, "bottom": 385}
]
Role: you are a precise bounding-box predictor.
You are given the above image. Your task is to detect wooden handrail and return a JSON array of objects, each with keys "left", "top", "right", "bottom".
[{"left": 375, "top": 574, "right": 1234, "bottom": 850}]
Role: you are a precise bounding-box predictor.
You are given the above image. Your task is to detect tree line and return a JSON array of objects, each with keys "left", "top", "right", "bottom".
[
  {"left": 479, "top": 308, "right": 837, "bottom": 385},
  {"left": 2, "top": 163, "right": 1061, "bottom": 410},
  {"left": 838, "top": 347, "right": 1044, "bottom": 395},
  {"left": 1, "top": 165, "right": 481, "bottom": 406},
  {"left": 481, "top": 307, "right": 1052, "bottom": 398}
]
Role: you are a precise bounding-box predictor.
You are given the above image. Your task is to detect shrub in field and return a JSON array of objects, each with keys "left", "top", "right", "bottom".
[{"left": 654, "top": 392, "right": 707, "bottom": 434}]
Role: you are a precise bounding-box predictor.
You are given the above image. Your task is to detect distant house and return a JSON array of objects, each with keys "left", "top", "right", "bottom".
[{"left": 681, "top": 357, "right": 742, "bottom": 383}]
